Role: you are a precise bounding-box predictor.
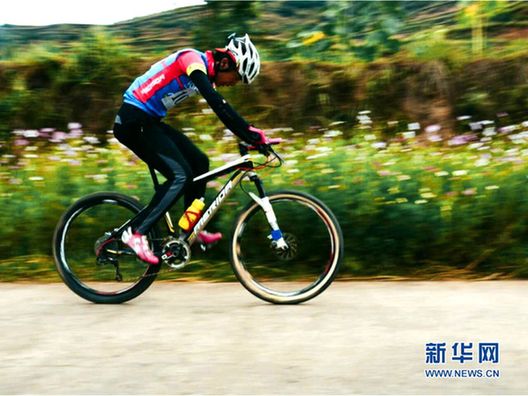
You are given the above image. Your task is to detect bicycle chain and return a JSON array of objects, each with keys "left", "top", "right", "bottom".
[{"left": 140, "top": 265, "right": 182, "bottom": 279}]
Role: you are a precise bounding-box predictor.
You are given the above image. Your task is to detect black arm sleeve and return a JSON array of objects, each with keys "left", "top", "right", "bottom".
[{"left": 189, "top": 70, "right": 257, "bottom": 144}]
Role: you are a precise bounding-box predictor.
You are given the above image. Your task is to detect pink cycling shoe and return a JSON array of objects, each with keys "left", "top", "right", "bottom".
[
  {"left": 121, "top": 227, "right": 159, "bottom": 265},
  {"left": 197, "top": 230, "right": 223, "bottom": 245}
]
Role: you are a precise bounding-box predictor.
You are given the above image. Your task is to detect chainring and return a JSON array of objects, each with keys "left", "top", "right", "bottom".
[{"left": 161, "top": 237, "right": 191, "bottom": 269}]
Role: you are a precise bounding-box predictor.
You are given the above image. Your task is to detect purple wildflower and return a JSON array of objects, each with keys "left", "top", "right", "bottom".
[
  {"left": 39, "top": 128, "right": 55, "bottom": 138},
  {"left": 425, "top": 124, "right": 441, "bottom": 134},
  {"left": 51, "top": 131, "right": 67, "bottom": 142},
  {"left": 499, "top": 125, "right": 517, "bottom": 134},
  {"left": 448, "top": 134, "right": 477, "bottom": 146},
  {"left": 69, "top": 129, "right": 84, "bottom": 138},
  {"left": 14, "top": 139, "right": 29, "bottom": 146}
]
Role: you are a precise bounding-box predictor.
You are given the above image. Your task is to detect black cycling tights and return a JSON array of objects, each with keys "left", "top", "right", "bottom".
[{"left": 113, "top": 103, "right": 209, "bottom": 235}]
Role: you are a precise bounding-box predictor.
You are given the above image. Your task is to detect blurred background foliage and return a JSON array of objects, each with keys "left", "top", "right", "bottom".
[
  {"left": 1, "top": 0, "right": 528, "bottom": 280},
  {"left": 0, "top": 0, "right": 527, "bottom": 136}
]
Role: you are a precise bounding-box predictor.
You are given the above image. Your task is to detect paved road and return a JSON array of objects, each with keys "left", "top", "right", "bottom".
[{"left": 0, "top": 281, "right": 526, "bottom": 395}]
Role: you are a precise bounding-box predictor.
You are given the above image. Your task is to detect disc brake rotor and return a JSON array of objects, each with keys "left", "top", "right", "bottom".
[{"left": 271, "top": 232, "right": 298, "bottom": 261}]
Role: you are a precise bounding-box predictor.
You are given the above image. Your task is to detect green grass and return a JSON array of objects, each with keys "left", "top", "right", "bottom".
[{"left": 2, "top": 115, "right": 528, "bottom": 281}]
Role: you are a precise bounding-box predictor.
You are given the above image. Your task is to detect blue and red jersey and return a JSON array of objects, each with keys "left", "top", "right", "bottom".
[{"left": 124, "top": 49, "right": 215, "bottom": 118}]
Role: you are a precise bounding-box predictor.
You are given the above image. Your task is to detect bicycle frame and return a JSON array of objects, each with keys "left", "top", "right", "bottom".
[{"left": 148, "top": 152, "right": 276, "bottom": 247}]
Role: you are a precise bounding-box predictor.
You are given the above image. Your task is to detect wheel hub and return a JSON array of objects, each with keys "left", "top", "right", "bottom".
[
  {"left": 271, "top": 232, "right": 298, "bottom": 261},
  {"left": 94, "top": 233, "right": 119, "bottom": 265}
]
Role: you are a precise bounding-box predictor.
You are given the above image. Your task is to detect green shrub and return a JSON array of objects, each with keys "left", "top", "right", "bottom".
[{"left": 3, "top": 114, "right": 528, "bottom": 279}]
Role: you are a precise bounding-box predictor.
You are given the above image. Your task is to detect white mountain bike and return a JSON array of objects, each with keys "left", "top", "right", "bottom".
[{"left": 53, "top": 139, "right": 344, "bottom": 304}]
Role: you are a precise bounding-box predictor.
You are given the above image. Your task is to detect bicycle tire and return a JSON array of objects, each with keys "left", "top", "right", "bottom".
[
  {"left": 53, "top": 192, "right": 161, "bottom": 304},
  {"left": 230, "top": 190, "right": 343, "bottom": 304}
]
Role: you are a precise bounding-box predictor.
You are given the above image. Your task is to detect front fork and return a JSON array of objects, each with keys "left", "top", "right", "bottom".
[{"left": 248, "top": 174, "right": 288, "bottom": 250}]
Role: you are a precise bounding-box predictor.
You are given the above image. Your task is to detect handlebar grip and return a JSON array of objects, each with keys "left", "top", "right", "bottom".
[
  {"left": 238, "top": 137, "right": 282, "bottom": 156},
  {"left": 267, "top": 138, "right": 284, "bottom": 145}
]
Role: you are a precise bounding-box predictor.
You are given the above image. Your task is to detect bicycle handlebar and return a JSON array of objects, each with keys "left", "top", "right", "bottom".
[{"left": 238, "top": 138, "right": 283, "bottom": 157}]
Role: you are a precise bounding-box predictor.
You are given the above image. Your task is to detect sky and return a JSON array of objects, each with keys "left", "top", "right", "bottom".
[{"left": 1, "top": 0, "right": 205, "bottom": 26}]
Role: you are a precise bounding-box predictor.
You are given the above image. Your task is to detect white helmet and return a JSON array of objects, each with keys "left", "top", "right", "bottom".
[{"left": 225, "top": 33, "right": 260, "bottom": 84}]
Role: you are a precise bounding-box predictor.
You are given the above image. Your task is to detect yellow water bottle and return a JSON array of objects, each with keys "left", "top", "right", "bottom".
[{"left": 178, "top": 198, "right": 205, "bottom": 231}]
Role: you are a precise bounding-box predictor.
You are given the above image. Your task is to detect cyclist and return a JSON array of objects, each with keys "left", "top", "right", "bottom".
[{"left": 113, "top": 33, "right": 267, "bottom": 264}]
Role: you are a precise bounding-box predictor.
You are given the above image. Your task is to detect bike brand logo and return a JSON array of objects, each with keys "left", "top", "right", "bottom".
[
  {"left": 194, "top": 180, "right": 233, "bottom": 231},
  {"left": 141, "top": 74, "right": 166, "bottom": 95}
]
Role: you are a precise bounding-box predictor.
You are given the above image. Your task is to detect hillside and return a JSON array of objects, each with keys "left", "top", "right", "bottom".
[
  {"left": 2, "top": 1, "right": 527, "bottom": 60},
  {"left": 1, "top": 1, "right": 527, "bottom": 135}
]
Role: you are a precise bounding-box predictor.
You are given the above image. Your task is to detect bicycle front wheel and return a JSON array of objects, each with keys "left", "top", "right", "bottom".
[
  {"left": 53, "top": 192, "right": 160, "bottom": 304},
  {"left": 231, "top": 190, "right": 343, "bottom": 304}
]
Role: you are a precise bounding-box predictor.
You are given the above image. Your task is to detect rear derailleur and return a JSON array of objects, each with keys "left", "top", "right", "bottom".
[{"left": 94, "top": 232, "right": 123, "bottom": 281}]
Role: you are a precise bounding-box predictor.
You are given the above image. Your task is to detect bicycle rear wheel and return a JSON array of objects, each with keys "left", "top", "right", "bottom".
[
  {"left": 230, "top": 190, "right": 343, "bottom": 304},
  {"left": 53, "top": 192, "right": 160, "bottom": 304}
]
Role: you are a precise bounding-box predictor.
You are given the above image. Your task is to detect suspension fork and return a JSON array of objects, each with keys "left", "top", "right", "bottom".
[{"left": 247, "top": 173, "right": 288, "bottom": 250}]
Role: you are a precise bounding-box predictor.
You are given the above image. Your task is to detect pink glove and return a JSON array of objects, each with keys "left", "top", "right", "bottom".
[{"left": 248, "top": 126, "right": 268, "bottom": 145}]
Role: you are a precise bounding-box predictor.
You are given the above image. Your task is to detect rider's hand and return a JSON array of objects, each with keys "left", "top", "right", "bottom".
[{"left": 248, "top": 126, "right": 268, "bottom": 145}]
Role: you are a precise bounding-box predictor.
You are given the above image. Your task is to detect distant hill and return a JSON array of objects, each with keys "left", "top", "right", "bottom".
[{"left": 2, "top": 1, "right": 527, "bottom": 61}]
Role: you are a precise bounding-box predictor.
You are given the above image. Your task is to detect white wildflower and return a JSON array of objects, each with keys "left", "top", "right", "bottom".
[
  {"left": 425, "top": 124, "right": 441, "bottom": 134},
  {"left": 324, "top": 130, "right": 342, "bottom": 138},
  {"left": 68, "top": 122, "right": 82, "bottom": 130},
  {"left": 83, "top": 136, "right": 99, "bottom": 144},
  {"left": 421, "top": 192, "right": 436, "bottom": 199},
  {"left": 452, "top": 170, "right": 468, "bottom": 176},
  {"left": 408, "top": 122, "right": 420, "bottom": 131},
  {"left": 199, "top": 134, "right": 213, "bottom": 141},
  {"left": 306, "top": 153, "right": 328, "bottom": 160},
  {"left": 483, "top": 127, "right": 496, "bottom": 137},
  {"left": 23, "top": 130, "right": 39, "bottom": 138},
  {"left": 372, "top": 142, "right": 387, "bottom": 149}
]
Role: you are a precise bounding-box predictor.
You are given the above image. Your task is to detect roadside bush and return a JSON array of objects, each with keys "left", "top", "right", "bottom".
[
  {"left": 2, "top": 38, "right": 528, "bottom": 139},
  {"left": 2, "top": 113, "right": 528, "bottom": 279}
]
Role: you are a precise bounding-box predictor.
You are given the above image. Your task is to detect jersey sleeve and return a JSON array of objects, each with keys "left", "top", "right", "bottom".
[
  {"left": 188, "top": 69, "right": 259, "bottom": 144},
  {"left": 178, "top": 51, "right": 207, "bottom": 76}
]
